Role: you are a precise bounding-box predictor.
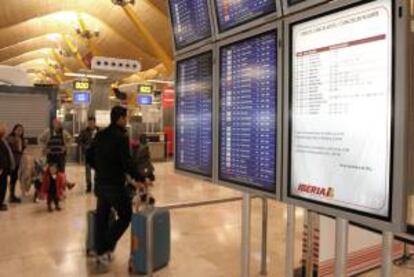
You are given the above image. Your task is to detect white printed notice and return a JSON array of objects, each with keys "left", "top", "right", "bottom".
[{"left": 290, "top": 0, "right": 392, "bottom": 217}]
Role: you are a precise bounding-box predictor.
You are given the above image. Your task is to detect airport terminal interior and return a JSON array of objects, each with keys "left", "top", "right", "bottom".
[{"left": 1, "top": 0, "right": 414, "bottom": 276}]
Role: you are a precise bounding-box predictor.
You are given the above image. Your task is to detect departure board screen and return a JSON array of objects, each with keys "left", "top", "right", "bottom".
[
  {"left": 73, "top": 91, "right": 91, "bottom": 105},
  {"left": 175, "top": 51, "right": 213, "bottom": 176},
  {"left": 289, "top": 0, "right": 393, "bottom": 217},
  {"left": 219, "top": 31, "right": 278, "bottom": 192},
  {"left": 169, "top": 0, "right": 212, "bottom": 50},
  {"left": 214, "top": 0, "right": 276, "bottom": 33}
]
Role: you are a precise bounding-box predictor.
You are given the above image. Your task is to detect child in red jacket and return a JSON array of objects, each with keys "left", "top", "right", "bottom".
[{"left": 40, "top": 164, "right": 65, "bottom": 212}]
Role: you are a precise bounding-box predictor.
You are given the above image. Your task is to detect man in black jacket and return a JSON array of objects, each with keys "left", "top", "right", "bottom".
[
  {"left": 91, "top": 106, "right": 143, "bottom": 268},
  {"left": 77, "top": 116, "right": 99, "bottom": 193},
  {"left": 0, "top": 124, "right": 15, "bottom": 211}
]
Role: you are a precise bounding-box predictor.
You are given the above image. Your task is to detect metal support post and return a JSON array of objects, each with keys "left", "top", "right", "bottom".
[
  {"left": 286, "top": 205, "right": 296, "bottom": 277},
  {"left": 260, "top": 198, "right": 268, "bottom": 275},
  {"left": 241, "top": 193, "right": 252, "bottom": 277},
  {"left": 381, "top": 231, "right": 393, "bottom": 277},
  {"left": 334, "top": 218, "right": 349, "bottom": 277}
]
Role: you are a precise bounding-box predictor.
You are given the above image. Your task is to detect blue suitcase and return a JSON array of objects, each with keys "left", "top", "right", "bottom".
[{"left": 129, "top": 208, "right": 170, "bottom": 274}]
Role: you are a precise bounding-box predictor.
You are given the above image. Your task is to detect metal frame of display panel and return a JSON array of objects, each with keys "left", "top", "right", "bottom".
[
  {"left": 174, "top": 44, "right": 216, "bottom": 181},
  {"left": 167, "top": 0, "right": 216, "bottom": 56},
  {"left": 282, "top": 0, "right": 410, "bottom": 232},
  {"left": 281, "top": 0, "right": 331, "bottom": 15},
  {"left": 211, "top": 0, "right": 282, "bottom": 41},
  {"left": 215, "top": 22, "right": 283, "bottom": 200}
]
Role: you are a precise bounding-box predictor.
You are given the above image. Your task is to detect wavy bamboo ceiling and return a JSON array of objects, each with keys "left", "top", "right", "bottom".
[{"left": 0, "top": 0, "right": 172, "bottom": 84}]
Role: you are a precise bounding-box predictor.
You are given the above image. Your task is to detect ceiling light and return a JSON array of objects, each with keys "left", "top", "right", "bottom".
[
  {"left": 47, "top": 33, "right": 62, "bottom": 42},
  {"left": 146, "top": 79, "right": 174, "bottom": 85},
  {"left": 86, "top": 74, "right": 108, "bottom": 80},
  {"left": 64, "top": 72, "right": 108, "bottom": 80},
  {"left": 64, "top": 72, "right": 84, "bottom": 78}
]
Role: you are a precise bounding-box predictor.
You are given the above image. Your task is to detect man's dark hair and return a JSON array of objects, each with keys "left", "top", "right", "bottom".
[
  {"left": 88, "top": 116, "right": 96, "bottom": 122},
  {"left": 111, "top": 106, "right": 127, "bottom": 124}
]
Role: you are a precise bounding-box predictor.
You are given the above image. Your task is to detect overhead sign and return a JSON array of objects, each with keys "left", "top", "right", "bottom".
[
  {"left": 289, "top": 0, "right": 392, "bottom": 217},
  {"left": 138, "top": 84, "right": 153, "bottom": 94},
  {"left": 73, "top": 91, "right": 91, "bottom": 105},
  {"left": 73, "top": 80, "right": 91, "bottom": 91},
  {"left": 137, "top": 95, "right": 153, "bottom": 105}
]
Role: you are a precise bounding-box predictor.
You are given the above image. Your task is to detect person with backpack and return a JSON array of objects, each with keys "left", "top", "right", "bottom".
[
  {"left": 77, "top": 116, "right": 99, "bottom": 193},
  {"left": 132, "top": 134, "right": 155, "bottom": 183},
  {"left": 38, "top": 119, "right": 72, "bottom": 173}
]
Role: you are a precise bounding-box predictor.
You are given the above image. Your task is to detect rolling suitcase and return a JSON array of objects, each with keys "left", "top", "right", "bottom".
[
  {"left": 129, "top": 191, "right": 170, "bottom": 274},
  {"left": 86, "top": 209, "right": 116, "bottom": 256}
]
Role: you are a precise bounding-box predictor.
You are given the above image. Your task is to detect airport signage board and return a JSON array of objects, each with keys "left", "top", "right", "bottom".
[
  {"left": 283, "top": 0, "right": 409, "bottom": 232},
  {"left": 137, "top": 94, "right": 153, "bottom": 105},
  {"left": 73, "top": 80, "right": 91, "bottom": 91},
  {"left": 73, "top": 91, "right": 91, "bottom": 105},
  {"left": 168, "top": 0, "right": 215, "bottom": 55},
  {"left": 216, "top": 23, "right": 283, "bottom": 199},
  {"left": 138, "top": 84, "right": 153, "bottom": 95},
  {"left": 212, "top": 0, "right": 281, "bottom": 40},
  {"left": 175, "top": 46, "right": 214, "bottom": 178}
]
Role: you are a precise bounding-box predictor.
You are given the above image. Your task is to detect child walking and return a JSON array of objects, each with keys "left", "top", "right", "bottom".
[{"left": 40, "top": 164, "right": 65, "bottom": 212}]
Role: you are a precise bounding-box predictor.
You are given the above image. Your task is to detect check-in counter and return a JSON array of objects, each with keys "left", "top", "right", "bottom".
[
  {"left": 66, "top": 143, "right": 81, "bottom": 163},
  {"left": 148, "top": 141, "right": 166, "bottom": 161}
]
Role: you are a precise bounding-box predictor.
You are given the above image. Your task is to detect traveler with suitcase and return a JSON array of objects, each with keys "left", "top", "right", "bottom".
[{"left": 88, "top": 106, "right": 145, "bottom": 272}]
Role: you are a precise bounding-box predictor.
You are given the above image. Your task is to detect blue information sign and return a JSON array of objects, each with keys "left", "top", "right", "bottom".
[
  {"left": 175, "top": 51, "right": 213, "bottom": 176},
  {"left": 214, "top": 0, "right": 276, "bottom": 32},
  {"left": 219, "top": 31, "right": 277, "bottom": 192},
  {"left": 137, "top": 95, "right": 153, "bottom": 105},
  {"left": 73, "top": 91, "right": 91, "bottom": 105},
  {"left": 169, "top": 0, "right": 212, "bottom": 50}
]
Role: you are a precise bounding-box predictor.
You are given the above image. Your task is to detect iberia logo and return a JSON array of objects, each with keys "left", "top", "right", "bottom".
[{"left": 297, "top": 184, "right": 335, "bottom": 198}]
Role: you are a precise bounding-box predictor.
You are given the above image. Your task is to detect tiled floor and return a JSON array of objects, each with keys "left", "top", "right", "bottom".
[{"left": 0, "top": 162, "right": 412, "bottom": 277}]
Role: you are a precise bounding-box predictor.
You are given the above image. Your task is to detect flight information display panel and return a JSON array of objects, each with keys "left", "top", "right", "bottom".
[
  {"left": 169, "top": 0, "right": 212, "bottom": 50},
  {"left": 289, "top": 0, "right": 393, "bottom": 218},
  {"left": 175, "top": 51, "right": 213, "bottom": 177},
  {"left": 214, "top": 0, "right": 276, "bottom": 33},
  {"left": 219, "top": 31, "right": 278, "bottom": 192}
]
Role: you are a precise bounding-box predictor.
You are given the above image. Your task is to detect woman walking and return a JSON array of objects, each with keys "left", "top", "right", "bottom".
[{"left": 7, "top": 124, "right": 26, "bottom": 203}]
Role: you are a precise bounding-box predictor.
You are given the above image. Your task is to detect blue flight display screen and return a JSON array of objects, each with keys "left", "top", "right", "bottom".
[
  {"left": 169, "top": 0, "right": 212, "bottom": 50},
  {"left": 214, "top": 0, "right": 276, "bottom": 32},
  {"left": 137, "top": 95, "right": 153, "bottom": 105},
  {"left": 219, "top": 31, "right": 277, "bottom": 192},
  {"left": 176, "top": 51, "right": 213, "bottom": 176},
  {"left": 73, "top": 91, "right": 91, "bottom": 105}
]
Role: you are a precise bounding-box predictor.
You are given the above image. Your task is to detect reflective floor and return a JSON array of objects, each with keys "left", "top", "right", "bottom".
[{"left": 0, "top": 162, "right": 412, "bottom": 277}]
